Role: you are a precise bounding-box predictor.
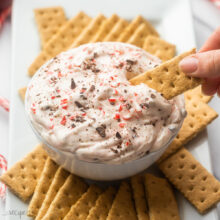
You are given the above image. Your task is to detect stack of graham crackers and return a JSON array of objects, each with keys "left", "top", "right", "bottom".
[{"left": 3, "top": 6, "right": 220, "bottom": 219}]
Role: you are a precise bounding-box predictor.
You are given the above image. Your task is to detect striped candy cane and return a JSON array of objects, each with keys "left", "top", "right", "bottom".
[{"left": 0, "top": 154, "right": 7, "bottom": 198}]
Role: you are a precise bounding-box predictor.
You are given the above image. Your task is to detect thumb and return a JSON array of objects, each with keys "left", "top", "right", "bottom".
[{"left": 179, "top": 50, "right": 220, "bottom": 78}]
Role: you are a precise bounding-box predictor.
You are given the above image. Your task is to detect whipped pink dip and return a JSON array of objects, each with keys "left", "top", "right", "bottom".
[{"left": 26, "top": 42, "right": 186, "bottom": 163}]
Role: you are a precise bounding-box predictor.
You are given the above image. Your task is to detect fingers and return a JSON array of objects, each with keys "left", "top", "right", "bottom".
[
  {"left": 201, "top": 78, "right": 220, "bottom": 96},
  {"left": 199, "top": 26, "right": 220, "bottom": 52},
  {"left": 179, "top": 50, "right": 220, "bottom": 78},
  {"left": 217, "top": 86, "right": 220, "bottom": 97}
]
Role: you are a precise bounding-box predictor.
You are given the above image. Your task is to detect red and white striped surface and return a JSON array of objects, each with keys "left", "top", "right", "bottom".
[{"left": 210, "top": 0, "right": 220, "bottom": 9}]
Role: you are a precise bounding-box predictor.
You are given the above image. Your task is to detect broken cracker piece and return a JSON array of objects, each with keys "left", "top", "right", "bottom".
[
  {"left": 34, "top": 6, "right": 67, "bottom": 48},
  {"left": 42, "top": 174, "right": 87, "bottom": 219},
  {"left": 158, "top": 148, "right": 220, "bottom": 214},
  {"left": 118, "top": 15, "right": 146, "bottom": 43},
  {"left": 63, "top": 185, "right": 102, "bottom": 220},
  {"left": 144, "top": 173, "right": 180, "bottom": 220},
  {"left": 27, "top": 158, "right": 59, "bottom": 217},
  {"left": 130, "top": 48, "right": 202, "bottom": 99},
  {"left": 0, "top": 143, "right": 48, "bottom": 201},
  {"left": 36, "top": 167, "right": 69, "bottom": 220},
  {"left": 143, "top": 36, "right": 176, "bottom": 61},
  {"left": 157, "top": 97, "right": 218, "bottom": 163},
  {"left": 92, "top": 14, "right": 120, "bottom": 42},
  {"left": 107, "top": 181, "right": 137, "bottom": 220},
  {"left": 71, "top": 14, "right": 106, "bottom": 48},
  {"left": 87, "top": 186, "right": 117, "bottom": 220},
  {"left": 131, "top": 175, "right": 149, "bottom": 220},
  {"left": 104, "top": 18, "right": 129, "bottom": 41},
  {"left": 18, "top": 87, "right": 27, "bottom": 102},
  {"left": 28, "top": 11, "right": 91, "bottom": 76}
]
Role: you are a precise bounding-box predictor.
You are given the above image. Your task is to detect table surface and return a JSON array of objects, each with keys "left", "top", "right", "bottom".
[{"left": 0, "top": 0, "right": 219, "bottom": 217}]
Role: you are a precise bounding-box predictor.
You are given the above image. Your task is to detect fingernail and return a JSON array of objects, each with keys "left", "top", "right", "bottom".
[{"left": 179, "top": 57, "right": 198, "bottom": 74}]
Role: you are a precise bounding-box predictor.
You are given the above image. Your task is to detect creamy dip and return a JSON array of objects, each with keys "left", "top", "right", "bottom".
[{"left": 26, "top": 42, "right": 186, "bottom": 163}]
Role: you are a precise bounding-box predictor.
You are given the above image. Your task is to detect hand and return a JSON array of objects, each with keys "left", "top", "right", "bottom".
[{"left": 179, "top": 26, "right": 220, "bottom": 96}]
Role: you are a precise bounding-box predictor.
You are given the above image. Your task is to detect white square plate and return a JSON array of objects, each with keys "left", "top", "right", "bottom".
[{"left": 5, "top": 0, "right": 219, "bottom": 219}]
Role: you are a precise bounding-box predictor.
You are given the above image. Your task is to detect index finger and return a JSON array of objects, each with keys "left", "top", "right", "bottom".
[{"left": 199, "top": 26, "right": 220, "bottom": 52}]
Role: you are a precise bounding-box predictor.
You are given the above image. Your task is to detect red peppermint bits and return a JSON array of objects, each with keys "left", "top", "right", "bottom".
[
  {"left": 51, "top": 96, "right": 56, "bottom": 100},
  {"left": 69, "top": 115, "right": 74, "bottom": 120},
  {"left": 68, "top": 64, "right": 72, "bottom": 69},
  {"left": 80, "top": 89, "right": 86, "bottom": 93},
  {"left": 134, "top": 92, "right": 138, "bottom": 96},
  {"left": 114, "top": 113, "right": 120, "bottom": 120},
  {"left": 119, "top": 123, "right": 125, "bottom": 128},
  {"left": 108, "top": 98, "right": 116, "bottom": 103},
  {"left": 61, "top": 99, "right": 68, "bottom": 105},
  {"left": 49, "top": 124, "right": 54, "bottom": 129},
  {"left": 82, "top": 113, "right": 86, "bottom": 116},
  {"left": 118, "top": 105, "right": 123, "bottom": 112},
  {"left": 62, "top": 106, "right": 68, "bottom": 110},
  {"left": 114, "top": 89, "right": 118, "bottom": 95},
  {"left": 119, "top": 96, "right": 125, "bottom": 102},
  {"left": 60, "top": 116, "right": 66, "bottom": 125},
  {"left": 58, "top": 72, "right": 62, "bottom": 78},
  {"left": 126, "top": 141, "right": 130, "bottom": 146},
  {"left": 110, "top": 76, "right": 114, "bottom": 81},
  {"left": 31, "top": 108, "right": 36, "bottom": 114}
]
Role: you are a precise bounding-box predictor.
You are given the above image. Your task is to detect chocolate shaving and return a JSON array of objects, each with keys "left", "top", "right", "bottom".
[
  {"left": 96, "top": 126, "right": 106, "bottom": 138},
  {"left": 89, "top": 85, "right": 95, "bottom": 92},
  {"left": 80, "top": 95, "right": 87, "bottom": 100},
  {"left": 74, "top": 101, "right": 85, "bottom": 109},
  {"left": 110, "top": 148, "right": 118, "bottom": 154},
  {"left": 75, "top": 116, "right": 85, "bottom": 123},
  {"left": 71, "top": 78, "right": 76, "bottom": 89},
  {"left": 151, "top": 94, "right": 156, "bottom": 99},
  {"left": 71, "top": 123, "right": 76, "bottom": 128},
  {"left": 116, "top": 132, "right": 121, "bottom": 139},
  {"left": 125, "top": 60, "right": 137, "bottom": 72},
  {"left": 140, "top": 103, "right": 149, "bottom": 109},
  {"left": 126, "top": 103, "right": 132, "bottom": 110}
]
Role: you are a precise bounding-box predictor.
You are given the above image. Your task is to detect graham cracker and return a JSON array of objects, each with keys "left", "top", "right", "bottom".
[
  {"left": 71, "top": 14, "right": 106, "bottom": 48},
  {"left": 63, "top": 185, "right": 102, "bottom": 220},
  {"left": 129, "top": 49, "right": 203, "bottom": 99},
  {"left": 28, "top": 11, "right": 91, "bottom": 76},
  {"left": 158, "top": 96, "right": 218, "bottom": 163},
  {"left": 158, "top": 148, "right": 220, "bottom": 214},
  {"left": 92, "top": 14, "right": 120, "bottom": 42},
  {"left": 104, "top": 18, "right": 129, "bottom": 41},
  {"left": 130, "top": 175, "right": 149, "bottom": 220},
  {"left": 144, "top": 173, "right": 180, "bottom": 220},
  {"left": 118, "top": 15, "right": 146, "bottom": 42},
  {"left": 143, "top": 36, "right": 176, "bottom": 61},
  {"left": 36, "top": 167, "right": 69, "bottom": 220},
  {"left": 27, "top": 158, "right": 59, "bottom": 217},
  {"left": 127, "top": 20, "right": 159, "bottom": 48},
  {"left": 0, "top": 143, "right": 48, "bottom": 201},
  {"left": 107, "top": 181, "right": 137, "bottom": 220},
  {"left": 185, "top": 85, "right": 213, "bottom": 104},
  {"left": 18, "top": 87, "right": 27, "bottom": 102},
  {"left": 42, "top": 174, "right": 87, "bottom": 219},
  {"left": 34, "top": 7, "right": 67, "bottom": 48},
  {"left": 87, "top": 186, "right": 117, "bottom": 220}
]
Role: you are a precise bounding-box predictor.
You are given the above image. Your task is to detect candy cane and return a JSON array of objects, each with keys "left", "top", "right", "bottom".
[
  {"left": 0, "top": 154, "right": 7, "bottom": 198},
  {"left": 0, "top": 96, "right": 9, "bottom": 112},
  {"left": 0, "top": 6, "right": 11, "bottom": 30}
]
